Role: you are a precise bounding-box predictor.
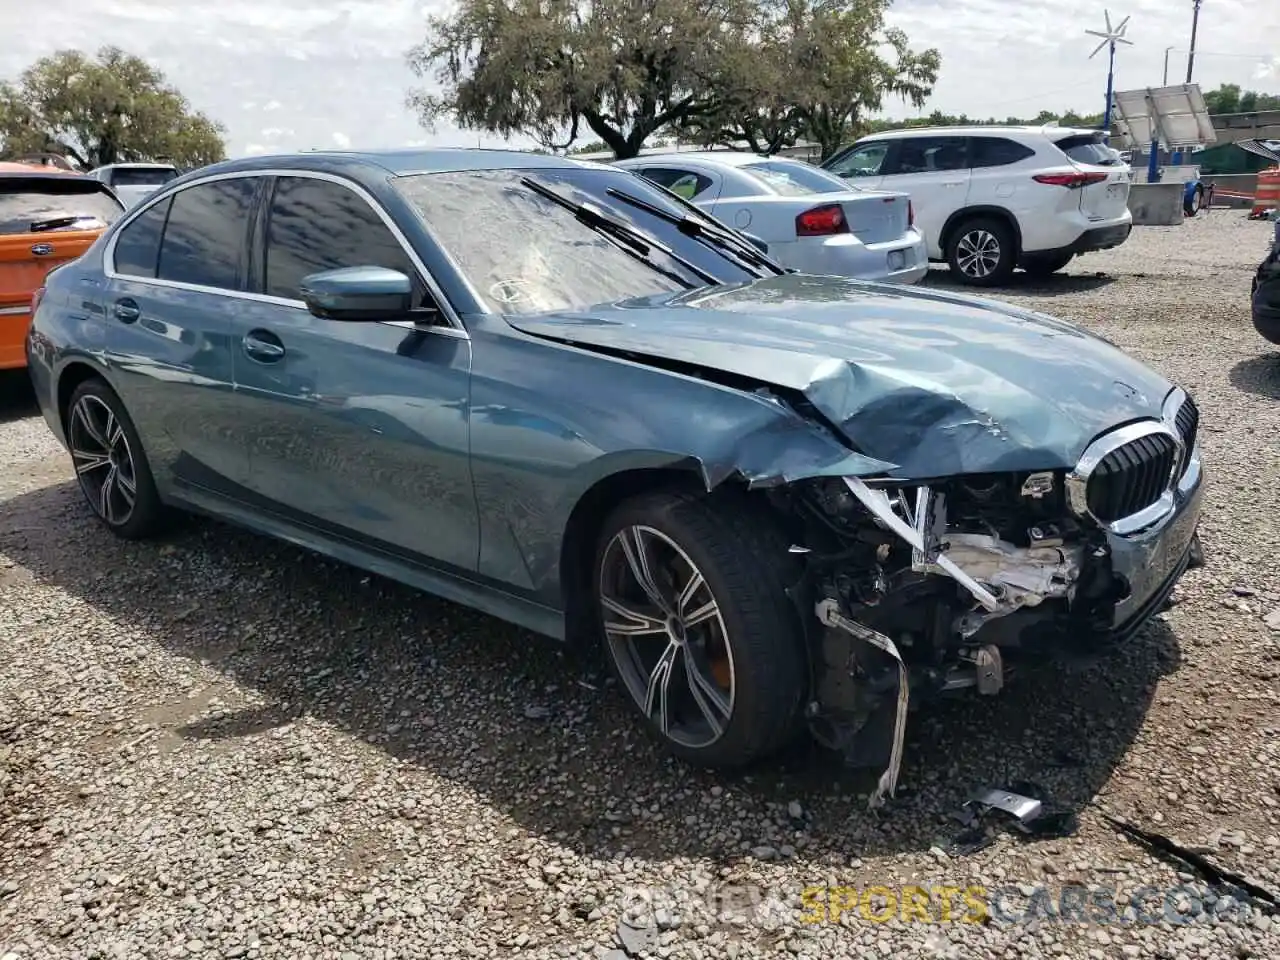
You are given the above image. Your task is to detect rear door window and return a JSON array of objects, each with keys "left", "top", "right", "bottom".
[
  {"left": 824, "top": 142, "right": 891, "bottom": 178},
  {"left": 888, "top": 137, "right": 969, "bottom": 175},
  {"left": 156, "top": 177, "right": 259, "bottom": 290},
  {"left": 0, "top": 178, "right": 125, "bottom": 235},
  {"left": 1055, "top": 133, "right": 1120, "bottom": 166}
]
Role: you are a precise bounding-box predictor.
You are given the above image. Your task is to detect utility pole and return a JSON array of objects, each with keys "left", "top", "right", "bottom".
[{"left": 1185, "top": 0, "right": 1203, "bottom": 83}]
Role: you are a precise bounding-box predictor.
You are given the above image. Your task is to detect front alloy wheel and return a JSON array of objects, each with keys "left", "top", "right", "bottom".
[
  {"left": 594, "top": 490, "right": 807, "bottom": 768},
  {"left": 599, "top": 524, "right": 735, "bottom": 750}
]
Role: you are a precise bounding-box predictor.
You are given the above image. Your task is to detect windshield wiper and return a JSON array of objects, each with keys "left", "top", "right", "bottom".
[
  {"left": 518, "top": 177, "right": 720, "bottom": 288},
  {"left": 604, "top": 188, "right": 784, "bottom": 277}
]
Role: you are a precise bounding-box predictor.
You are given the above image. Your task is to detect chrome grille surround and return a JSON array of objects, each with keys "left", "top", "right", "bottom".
[{"left": 1066, "top": 388, "right": 1200, "bottom": 536}]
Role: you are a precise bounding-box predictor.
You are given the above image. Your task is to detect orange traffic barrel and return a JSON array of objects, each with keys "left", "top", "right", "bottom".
[{"left": 1252, "top": 168, "right": 1280, "bottom": 218}]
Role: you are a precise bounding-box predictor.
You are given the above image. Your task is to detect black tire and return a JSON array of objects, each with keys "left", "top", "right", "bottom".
[
  {"left": 592, "top": 489, "right": 807, "bottom": 768},
  {"left": 946, "top": 216, "right": 1016, "bottom": 286},
  {"left": 65, "top": 378, "right": 166, "bottom": 540},
  {"left": 1184, "top": 184, "right": 1204, "bottom": 217},
  {"left": 1021, "top": 252, "right": 1074, "bottom": 278}
]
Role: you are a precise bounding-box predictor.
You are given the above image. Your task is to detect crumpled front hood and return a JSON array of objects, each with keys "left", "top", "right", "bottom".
[{"left": 504, "top": 274, "right": 1176, "bottom": 478}]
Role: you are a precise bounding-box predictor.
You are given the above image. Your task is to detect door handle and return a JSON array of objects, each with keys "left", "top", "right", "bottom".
[
  {"left": 243, "top": 329, "right": 285, "bottom": 363},
  {"left": 113, "top": 298, "right": 140, "bottom": 324}
]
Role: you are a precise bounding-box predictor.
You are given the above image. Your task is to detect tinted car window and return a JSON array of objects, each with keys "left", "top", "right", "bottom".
[
  {"left": 741, "top": 160, "right": 849, "bottom": 195},
  {"left": 970, "top": 137, "right": 1036, "bottom": 168},
  {"left": 0, "top": 177, "right": 124, "bottom": 234},
  {"left": 824, "top": 142, "right": 891, "bottom": 178},
  {"left": 111, "top": 167, "right": 178, "bottom": 188},
  {"left": 638, "top": 167, "right": 713, "bottom": 200},
  {"left": 394, "top": 167, "right": 770, "bottom": 315},
  {"left": 1055, "top": 133, "right": 1120, "bottom": 166},
  {"left": 156, "top": 178, "right": 257, "bottom": 289},
  {"left": 264, "top": 176, "right": 418, "bottom": 302},
  {"left": 891, "top": 137, "right": 969, "bottom": 174},
  {"left": 112, "top": 196, "right": 173, "bottom": 278}
]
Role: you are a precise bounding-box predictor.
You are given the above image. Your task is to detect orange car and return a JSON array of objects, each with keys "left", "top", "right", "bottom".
[{"left": 1, "top": 162, "right": 126, "bottom": 370}]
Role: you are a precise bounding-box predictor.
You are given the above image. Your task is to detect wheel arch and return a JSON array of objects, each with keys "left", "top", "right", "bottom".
[
  {"left": 940, "top": 206, "right": 1024, "bottom": 260},
  {"left": 557, "top": 465, "right": 709, "bottom": 648},
  {"left": 55, "top": 358, "right": 113, "bottom": 435}
]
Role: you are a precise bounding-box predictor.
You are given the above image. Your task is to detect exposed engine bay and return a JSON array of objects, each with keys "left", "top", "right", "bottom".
[{"left": 767, "top": 468, "right": 1136, "bottom": 808}]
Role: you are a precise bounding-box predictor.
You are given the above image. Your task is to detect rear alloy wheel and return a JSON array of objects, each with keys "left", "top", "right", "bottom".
[
  {"left": 946, "top": 217, "right": 1016, "bottom": 286},
  {"left": 66, "top": 379, "right": 166, "bottom": 540},
  {"left": 1022, "top": 252, "right": 1075, "bottom": 278},
  {"left": 594, "top": 491, "right": 806, "bottom": 768}
]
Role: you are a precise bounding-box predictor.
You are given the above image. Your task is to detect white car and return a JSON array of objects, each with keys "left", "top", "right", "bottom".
[
  {"left": 612, "top": 152, "right": 928, "bottom": 284},
  {"left": 821, "top": 125, "right": 1133, "bottom": 286},
  {"left": 86, "top": 162, "right": 180, "bottom": 209}
]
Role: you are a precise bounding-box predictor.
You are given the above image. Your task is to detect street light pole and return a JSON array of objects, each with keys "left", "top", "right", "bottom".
[{"left": 1149, "top": 45, "right": 1176, "bottom": 182}]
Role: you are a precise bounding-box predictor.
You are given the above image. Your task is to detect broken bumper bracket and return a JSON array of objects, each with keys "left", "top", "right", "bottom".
[{"left": 815, "top": 598, "right": 909, "bottom": 810}]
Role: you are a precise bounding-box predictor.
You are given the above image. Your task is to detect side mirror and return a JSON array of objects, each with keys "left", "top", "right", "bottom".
[
  {"left": 741, "top": 232, "right": 769, "bottom": 254},
  {"left": 299, "top": 266, "right": 413, "bottom": 322}
]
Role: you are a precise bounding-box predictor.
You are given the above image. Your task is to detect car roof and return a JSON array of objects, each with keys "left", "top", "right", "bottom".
[
  {"left": 0, "top": 165, "right": 104, "bottom": 183},
  {"left": 615, "top": 151, "right": 776, "bottom": 168},
  {"left": 857, "top": 124, "right": 1102, "bottom": 141},
  {"left": 189, "top": 148, "right": 596, "bottom": 180},
  {"left": 89, "top": 162, "right": 178, "bottom": 170}
]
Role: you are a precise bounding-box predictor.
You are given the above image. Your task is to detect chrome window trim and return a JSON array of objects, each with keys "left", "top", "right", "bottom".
[
  {"left": 101, "top": 167, "right": 469, "bottom": 339},
  {"left": 1066, "top": 387, "right": 1193, "bottom": 536}
]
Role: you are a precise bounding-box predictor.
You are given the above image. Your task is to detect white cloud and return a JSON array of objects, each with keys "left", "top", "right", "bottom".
[
  {"left": 243, "top": 144, "right": 267, "bottom": 156},
  {"left": 332, "top": 131, "right": 353, "bottom": 149},
  {"left": 0, "top": 0, "right": 1275, "bottom": 160}
]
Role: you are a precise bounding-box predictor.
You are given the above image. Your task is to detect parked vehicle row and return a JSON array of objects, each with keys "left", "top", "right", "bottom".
[
  {"left": 25, "top": 148, "right": 1204, "bottom": 795},
  {"left": 611, "top": 124, "right": 1135, "bottom": 288},
  {"left": 821, "top": 124, "right": 1135, "bottom": 285},
  {"left": 611, "top": 152, "right": 928, "bottom": 285}
]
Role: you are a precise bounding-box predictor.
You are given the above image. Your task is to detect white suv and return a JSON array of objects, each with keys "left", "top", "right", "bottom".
[{"left": 821, "top": 125, "right": 1133, "bottom": 286}]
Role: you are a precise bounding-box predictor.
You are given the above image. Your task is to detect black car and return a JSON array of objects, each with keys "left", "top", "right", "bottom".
[{"left": 1254, "top": 232, "right": 1280, "bottom": 345}]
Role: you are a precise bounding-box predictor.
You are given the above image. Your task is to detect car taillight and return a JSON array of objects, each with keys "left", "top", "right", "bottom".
[
  {"left": 796, "top": 203, "right": 848, "bottom": 237},
  {"left": 30, "top": 286, "right": 46, "bottom": 316},
  {"left": 1033, "top": 171, "right": 1109, "bottom": 188}
]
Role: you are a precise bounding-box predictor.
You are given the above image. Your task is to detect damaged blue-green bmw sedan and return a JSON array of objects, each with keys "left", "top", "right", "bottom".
[{"left": 25, "top": 149, "right": 1205, "bottom": 806}]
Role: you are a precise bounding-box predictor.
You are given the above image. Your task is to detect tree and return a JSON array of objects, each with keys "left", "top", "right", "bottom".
[
  {"left": 0, "top": 47, "right": 226, "bottom": 169},
  {"left": 1202, "top": 83, "right": 1280, "bottom": 115},
  {"left": 681, "top": 0, "right": 940, "bottom": 160},
  {"left": 406, "top": 0, "right": 760, "bottom": 159}
]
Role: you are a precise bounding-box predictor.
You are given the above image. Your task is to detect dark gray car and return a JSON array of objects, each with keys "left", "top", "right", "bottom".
[{"left": 25, "top": 149, "right": 1205, "bottom": 805}]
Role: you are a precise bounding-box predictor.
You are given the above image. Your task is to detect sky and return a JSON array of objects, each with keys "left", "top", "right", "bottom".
[{"left": 1, "top": 0, "right": 1277, "bottom": 158}]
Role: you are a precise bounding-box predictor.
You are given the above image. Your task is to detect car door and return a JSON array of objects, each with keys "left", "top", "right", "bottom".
[
  {"left": 821, "top": 140, "right": 893, "bottom": 189},
  {"left": 98, "top": 175, "right": 260, "bottom": 497},
  {"left": 876, "top": 136, "right": 973, "bottom": 259},
  {"left": 965, "top": 135, "right": 1039, "bottom": 217},
  {"left": 231, "top": 172, "right": 477, "bottom": 572}
]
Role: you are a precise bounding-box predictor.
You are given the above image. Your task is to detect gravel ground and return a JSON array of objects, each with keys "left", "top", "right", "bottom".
[{"left": 2, "top": 212, "right": 1279, "bottom": 960}]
